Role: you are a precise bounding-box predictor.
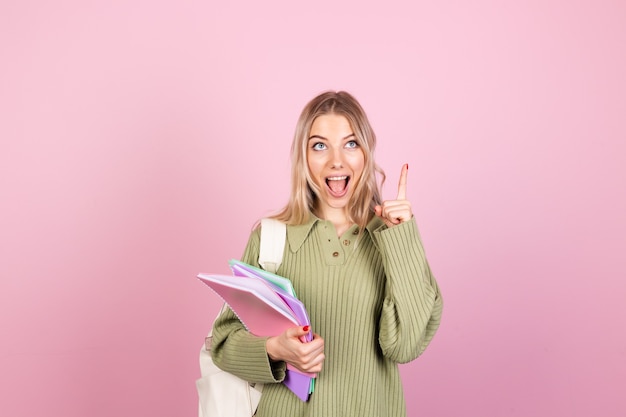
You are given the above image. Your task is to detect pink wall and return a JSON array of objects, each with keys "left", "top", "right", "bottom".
[{"left": 1, "top": 1, "right": 624, "bottom": 416}]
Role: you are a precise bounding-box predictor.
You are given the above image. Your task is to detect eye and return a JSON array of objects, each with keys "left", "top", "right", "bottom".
[
  {"left": 312, "top": 142, "right": 327, "bottom": 151},
  {"left": 345, "top": 140, "right": 359, "bottom": 149}
]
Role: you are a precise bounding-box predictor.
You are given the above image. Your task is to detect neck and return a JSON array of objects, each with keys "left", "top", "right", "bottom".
[{"left": 316, "top": 206, "right": 352, "bottom": 237}]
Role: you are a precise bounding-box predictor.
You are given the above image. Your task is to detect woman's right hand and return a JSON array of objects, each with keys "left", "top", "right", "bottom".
[{"left": 266, "top": 326, "right": 325, "bottom": 375}]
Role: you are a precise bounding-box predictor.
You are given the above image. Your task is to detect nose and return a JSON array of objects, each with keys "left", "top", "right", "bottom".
[{"left": 330, "top": 148, "right": 344, "bottom": 169}]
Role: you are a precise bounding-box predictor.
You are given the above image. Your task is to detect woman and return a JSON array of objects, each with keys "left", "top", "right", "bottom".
[{"left": 212, "top": 91, "right": 443, "bottom": 417}]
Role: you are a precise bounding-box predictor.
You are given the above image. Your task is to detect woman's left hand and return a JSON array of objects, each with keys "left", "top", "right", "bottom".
[{"left": 374, "top": 164, "right": 413, "bottom": 227}]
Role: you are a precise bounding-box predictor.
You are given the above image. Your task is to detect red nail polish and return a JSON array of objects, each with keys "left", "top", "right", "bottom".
[
  {"left": 303, "top": 325, "right": 310, "bottom": 332},
  {"left": 406, "top": 163, "right": 409, "bottom": 170}
]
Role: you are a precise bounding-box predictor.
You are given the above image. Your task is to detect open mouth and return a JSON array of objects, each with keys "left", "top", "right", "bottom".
[{"left": 325, "top": 175, "right": 350, "bottom": 198}]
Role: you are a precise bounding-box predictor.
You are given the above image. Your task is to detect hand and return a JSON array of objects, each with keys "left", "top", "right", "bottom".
[
  {"left": 266, "top": 326, "right": 325, "bottom": 375},
  {"left": 374, "top": 164, "right": 413, "bottom": 227}
]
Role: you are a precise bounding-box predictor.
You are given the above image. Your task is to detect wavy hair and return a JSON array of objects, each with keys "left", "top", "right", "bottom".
[{"left": 272, "top": 91, "right": 386, "bottom": 231}]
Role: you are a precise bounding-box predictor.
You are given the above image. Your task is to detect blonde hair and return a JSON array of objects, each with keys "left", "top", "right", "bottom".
[{"left": 272, "top": 91, "right": 386, "bottom": 231}]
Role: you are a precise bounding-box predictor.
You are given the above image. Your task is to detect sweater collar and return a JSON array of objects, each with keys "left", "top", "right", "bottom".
[
  {"left": 286, "top": 215, "right": 320, "bottom": 253},
  {"left": 286, "top": 214, "right": 386, "bottom": 252}
]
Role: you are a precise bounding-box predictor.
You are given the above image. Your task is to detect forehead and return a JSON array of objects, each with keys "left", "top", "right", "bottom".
[{"left": 310, "top": 114, "right": 354, "bottom": 137}]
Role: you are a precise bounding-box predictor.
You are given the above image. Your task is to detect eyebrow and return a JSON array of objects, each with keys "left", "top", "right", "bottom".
[{"left": 308, "top": 133, "right": 356, "bottom": 141}]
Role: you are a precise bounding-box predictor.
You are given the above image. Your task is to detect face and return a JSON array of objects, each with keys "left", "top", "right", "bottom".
[{"left": 307, "top": 114, "right": 365, "bottom": 217}]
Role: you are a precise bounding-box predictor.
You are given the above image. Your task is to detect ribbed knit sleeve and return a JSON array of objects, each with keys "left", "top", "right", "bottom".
[
  {"left": 372, "top": 217, "right": 443, "bottom": 363},
  {"left": 210, "top": 228, "right": 287, "bottom": 384}
]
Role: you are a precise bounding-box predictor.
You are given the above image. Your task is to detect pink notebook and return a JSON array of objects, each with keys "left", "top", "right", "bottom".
[
  {"left": 229, "top": 263, "right": 312, "bottom": 343},
  {"left": 197, "top": 273, "right": 298, "bottom": 335}
]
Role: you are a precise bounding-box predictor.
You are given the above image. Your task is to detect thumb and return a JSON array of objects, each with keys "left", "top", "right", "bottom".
[
  {"left": 287, "top": 325, "right": 311, "bottom": 340},
  {"left": 374, "top": 205, "right": 382, "bottom": 217}
]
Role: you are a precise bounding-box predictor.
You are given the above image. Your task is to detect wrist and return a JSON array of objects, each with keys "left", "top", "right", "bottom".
[{"left": 265, "top": 336, "right": 280, "bottom": 362}]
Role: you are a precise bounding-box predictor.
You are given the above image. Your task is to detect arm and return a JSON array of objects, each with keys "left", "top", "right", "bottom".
[
  {"left": 373, "top": 164, "right": 443, "bottom": 363},
  {"left": 373, "top": 218, "right": 443, "bottom": 363}
]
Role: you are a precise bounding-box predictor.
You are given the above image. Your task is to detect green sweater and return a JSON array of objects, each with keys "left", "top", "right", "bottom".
[{"left": 212, "top": 215, "right": 443, "bottom": 417}]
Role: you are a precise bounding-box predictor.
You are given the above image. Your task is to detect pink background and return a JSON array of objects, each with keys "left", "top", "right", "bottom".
[{"left": 1, "top": 1, "right": 625, "bottom": 416}]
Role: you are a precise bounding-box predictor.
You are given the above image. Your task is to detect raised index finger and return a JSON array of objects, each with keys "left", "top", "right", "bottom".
[{"left": 397, "top": 163, "right": 408, "bottom": 200}]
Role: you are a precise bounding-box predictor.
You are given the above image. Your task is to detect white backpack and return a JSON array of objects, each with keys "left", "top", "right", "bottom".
[{"left": 196, "top": 219, "right": 286, "bottom": 417}]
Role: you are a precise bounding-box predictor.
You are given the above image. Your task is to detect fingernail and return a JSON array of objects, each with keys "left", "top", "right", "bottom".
[
  {"left": 303, "top": 325, "right": 310, "bottom": 332},
  {"left": 406, "top": 163, "right": 409, "bottom": 170}
]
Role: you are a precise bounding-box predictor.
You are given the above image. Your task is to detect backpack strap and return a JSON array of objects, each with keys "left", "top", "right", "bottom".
[{"left": 258, "top": 218, "right": 287, "bottom": 274}]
